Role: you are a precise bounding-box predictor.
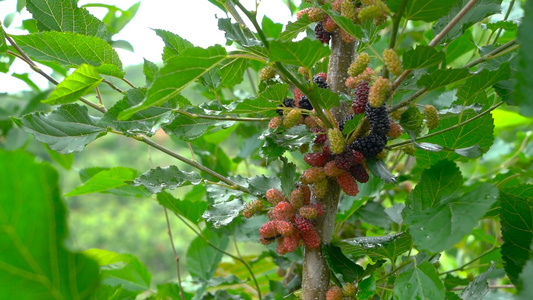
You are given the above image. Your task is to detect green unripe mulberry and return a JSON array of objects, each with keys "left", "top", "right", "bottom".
[
  {"left": 348, "top": 53, "right": 370, "bottom": 77},
  {"left": 327, "top": 128, "right": 345, "bottom": 155},
  {"left": 383, "top": 48, "right": 403, "bottom": 76},
  {"left": 423, "top": 105, "right": 439, "bottom": 130}
]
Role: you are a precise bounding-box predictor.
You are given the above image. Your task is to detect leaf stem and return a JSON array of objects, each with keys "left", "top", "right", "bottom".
[
  {"left": 464, "top": 39, "right": 518, "bottom": 68},
  {"left": 134, "top": 134, "right": 252, "bottom": 194},
  {"left": 387, "top": 101, "right": 503, "bottom": 149},
  {"left": 173, "top": 109, "right": 270, "bottom": 122},
  {"left": 163, "top": 208, "right": 185, "bottom": 300},
  {"left": 438, "top": 247, "right": 499, "bottom": 275},
  {"left": 390, "top": 0, "right": 408, "bottom": 50},
  {"left": 173, "top": 213, "right": 262, "bottom": 299}
]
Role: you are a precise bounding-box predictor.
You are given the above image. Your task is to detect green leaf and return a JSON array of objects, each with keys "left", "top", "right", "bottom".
[
  {"left": 400, "top": 106, "right": 424, "bottom": 136},
  {"left": 46, "top": 146, "right": 73, "bottom": 169},
  {"left": 186, "top": 227, "right": 229, "bottom": 281},
  {"left": 218, "top": 18, "right": 260, "bottom": 47},
  {"left": 100, "top": 88, "right": 175, "bottom": 137},
  {"left": 0, "top": 149, "right": 99, "bottom": 298},
  {"left": 65, "top": 167, "right": 138, "bottom": 197},
  {"left": 279, "top": 15, "right": 312, "bottom": 41},
  {"left": 154, "top": 29, "right": 194, "bottom": 61},
  {"left": 0, "top": 21, "right": 7, "bottom": 52},
  {"left": 143, "top": 59, "right": 158, "bottom": 85},
  {"left": 259, "top": 125, "right": 315, "bottom": 160},
  {"left": 83, "top": 249, "right": 150, "bottom": 292},
  {"left": 77, "top": 167, "right": 149, "bottom": 198},
  {"left": 393, "top": 262, "right": 445, "bottom": 300},
  {"left": 323, "top": 244, "right": 364, "bottom": 283},
  {"left": 13, "top": 104, "right": 107, "bottom": 154},
  {"left": 119, "top": 45, "right": 227, "bottom": 119},
  {"left": 280, "top": 158, "right": 298, "bottom": 197},
  {"left": 414, "top": 109, "right": 494, "bottom": 168},
  {"left": 500, "top": 185, "right": 533, "bottom": 287},
  {"left": 219, "top": 58, "right": 248, "bottom": 88},
  {"left": 403, "top": 46, "right": 445, "bottom": 70},
  {"left": 334, "top": 232, "right": 412, "bottom": 261},
  {"left": 513, "top": 0, "right": 533, "bottom": 117},
  {"left": 322, "top": 5, "right": 365, "bottom": 41},
  {"left": 13, "top": 32, "right": 124, "bottom": 77},
  {"left": 262, "top": 16, "right": 283, "bottom": 39},
  {"left": 247, "top": 175, "right": 281, "bottom": 196},
  {"left": 269, "top": 38, "right": 331, "bottom": 70},
  {"left": 309, "top": 87, "right": 340, "bottom": 111},
  {"left": 366, "top": 158, "right": 397, "bottom": 184},
  {"left": 342, "top": 114, "right": 364, "bottom": 135},
  {"left": 433, "top": 0, "right": 503, "bottom": 44},
  {"left": 132, "top": 165, "right": 202, "bottom": 194},
  {"left": 43, "top": 64, "right": 102, "bottom": 105},
  {"left": 202, "top": 199, "right": 244, "bottom": 228},
  {"left": 26, "top": 0, "right": 107, "bottom": 38},
  {"left": 156, "top": 191, "right": 207, "bottom": 225},
  {"left": 407, "top": 160, "right": 463, "bottom": 211},
  {"left": 231, "top": 84, "right": 287, "bottom": 116},
  {"left": 405, "top": 183, "right": 498, "bottom": 253},
  {"left": 417, "top": 68, "right": 471, "bottom": 91},
  {"left": 404, "top": 0, "right": 459, "bottom": 22},
  {"left": 163, "top": 107, "right": 234, "bottom": 141},
  {"left": 459, "top": 263, "right": 494, "bottom": 300},
  {"left": 456, "top": 63, "right": 511, "bottom": 105}
]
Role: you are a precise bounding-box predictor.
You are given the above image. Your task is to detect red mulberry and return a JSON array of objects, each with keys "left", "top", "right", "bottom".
[
  {"left": 349, "top": 164, "right": 369, "bottom": 183},
  {"left": 265, "top": 188, "right": 287, "bottom": 206},
  {"left": 293, "top": 214, "right": 321, "bottom": 248},
  {"left": 301, "top": 167, "right": 327, "bottom": 184},
  {"left": 304, "top": 152, "right": 331, "bottom": 167},
  {"left": 352, "top": 81, "right": 370, "bottom": 114},
  {"left": 272, "top": 201, "right": 296, "bottom": 221},
  {"left": 337, "top": 171, "right": 359, "bottom": 196}
]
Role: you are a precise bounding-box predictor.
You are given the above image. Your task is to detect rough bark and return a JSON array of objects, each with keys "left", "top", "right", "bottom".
[{"left": 301, "top": 31, "right": 356, "bottom": 300}]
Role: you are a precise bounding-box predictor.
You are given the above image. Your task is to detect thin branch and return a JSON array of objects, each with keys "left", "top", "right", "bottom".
[
  {"left": 388, "top": 102, "right": 503, "bottom": 149},
  {"left": 438, "top": 247, "right": 499, "bottom": 275},
  {"left": 390, "top": 0, "right": 408, "bottom": 50},
  {"left": 163, "top": 208, "right": 185, "bottom": 300},
  {"left": 102, "top": 79, "right": 125, "bottom": 93},
  {"left": 491, "top": 0, "right": 516, "bottom": 44},
  {"left": 392, "top": 0, "right": 480, "bottom": 91},
  {"left": 452, "top": 284, "right": 515, "bottom": 291},
  {"left": 134, "top": 135, "right": 252, "bottom": 194},
  {"left": 174, "top": 109, "right": 270, "bottom": 122},
  {"left": 465, "top": 39, "right": 518, "bottom": 68},
  {"left": 95, "top": 87, "right": 104, "bottom": 107}
]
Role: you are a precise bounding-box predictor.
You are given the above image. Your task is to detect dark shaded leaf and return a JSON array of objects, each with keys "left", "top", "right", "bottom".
[
  {"left": 417, "top": 68, "right": 471, "bottom": 91},
  {"left": 202, "top": 199, "right": 244, "bottom": 228},
  {"left": 334, "top": 232, "right": 412, "bottom": 261},
  {"left": 157, "top": 191, "right": 207, "bottom": 225},
  {"left": 400, "top": 106, "right": 424, "bottom": 136},
  {"left": 13, "top": 104, "right": 107, "bottom": 154},
  {"left": 247, "top": 175, "right": 281, "bottom": 196},
  {"left": 459, "top": 263, "right": 495, "bottom": 300},
  {"left": 132, "top": 165, "right": 202, "bottom": 194},
  {"left": 323, "top": 243, "right": 364, "bottom": 283},
  {"left": 500, "top": 185, "right": 533, "bottom": 287},
  {"left": 456, "top": 62, "right": 511, "bottom": 106},
  {"left": 186, "top": 228, "right": 229, "bottom": 280},
  {"left": 513, "top": 0, "right": 533, "bottom": 116},
  {"left": 393, "top": 262, "right": 445, "bottom": 300}
]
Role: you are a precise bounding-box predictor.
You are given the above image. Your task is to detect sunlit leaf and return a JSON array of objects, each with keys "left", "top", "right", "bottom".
[
  {"left": 269, "top": 38, "right": 331, "bottom": 70},
  {"left": 404, "top": 0, "right": 459, "bottom": 22},
  {"left": 403, "top": 46, "right": 445, "bottom": 70},
  {"left": 132, "top": 165, "right": 202, "bottom": 194},
  {"left": 43, "top": 64, "right": 102, "bottom": 105},
  {"left": 13, "top": 32, "right": 124, "bottom": 77},
  {"left": 65, "top": 167, "right": 138, "bottom": 197},
  {"left": 26, "top": 0, "right": 107, "bottom": 38}
]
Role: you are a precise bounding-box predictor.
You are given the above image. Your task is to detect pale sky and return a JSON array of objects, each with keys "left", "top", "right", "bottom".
[{"left": 0, "top": 0, "right": 297, "bottom": 92}]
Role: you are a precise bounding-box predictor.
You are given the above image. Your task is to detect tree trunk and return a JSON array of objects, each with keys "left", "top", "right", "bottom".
[{"left": 301, "top": 31, "right": 356, "bottom": 300}]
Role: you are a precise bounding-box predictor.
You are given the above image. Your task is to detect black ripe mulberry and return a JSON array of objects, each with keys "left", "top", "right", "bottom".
[
  {"left": 297, "top": 95, "right": 314, "bottom": 111},
  {"left": 315, "top": 21, "right": 332, "bottom": 44},
  {"left": 276, "top": 98, "right": 296, "bottom": 116},
  {"left": 313, "top": 74, "right": 329, "bottom": 89},
  {"left": 352, "top": 81, "right": 370, "bottom": 114},
  {"left": 351, "top": 132, "right": 387, "bottom": 158},
  {"left": 365, "top": 103, "right": 390, "bottom": 135}
]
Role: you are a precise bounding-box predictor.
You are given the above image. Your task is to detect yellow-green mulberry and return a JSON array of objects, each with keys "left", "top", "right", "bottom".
[
  {"left": 358, "top": 5, "right": 382, "bottom": 23},
  {"left": 283, "top": 109, "right": 303, "bottom": 128},
  {"left": 260, "top": 65, "right": 276, "bottom": 81},
  {"left": 383, "top": 48, "right": 403, "bottom": 76},
  {"left": 327, "top": 128, "right": 345, "bottom": 155},
  {"left": 348, "top": 53, "right": 370, "bottom": 77},
  {"left": 424, "top": 105, "right": 439, "bottom": 130},
  {"left": 341, "top": 0, "right": 358, "bottom": 22},
  {"left": 368, "top": 76, "right": 390, "bottom": 108}
]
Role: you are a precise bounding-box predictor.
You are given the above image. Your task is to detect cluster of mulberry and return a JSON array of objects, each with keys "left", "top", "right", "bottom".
[
  {"left": 256, "top": 187, "right": 324, "bottom": 254},
  {"left": 297, "top": 0, "right": 390, "bottom": 45}
]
